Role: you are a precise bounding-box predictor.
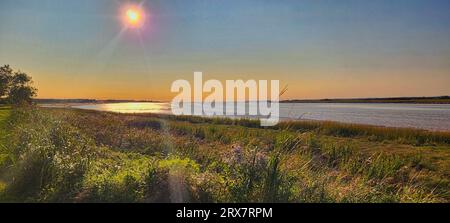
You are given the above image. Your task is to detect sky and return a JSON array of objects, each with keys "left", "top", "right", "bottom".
[{"left": 0, "top": 0, "right": 449, "bottom": 100}]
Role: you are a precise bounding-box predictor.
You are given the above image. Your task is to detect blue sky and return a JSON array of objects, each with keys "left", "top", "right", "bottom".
[{"left": 0, "top": 0, "right": 449, "bottom": 100}]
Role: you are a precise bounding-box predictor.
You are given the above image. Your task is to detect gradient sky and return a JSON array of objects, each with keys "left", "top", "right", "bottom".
[{"left": 1, "top": 0, "right": 449, "bottom": 100}]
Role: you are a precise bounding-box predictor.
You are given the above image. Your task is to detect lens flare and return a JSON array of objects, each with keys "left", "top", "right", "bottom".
[
  {"left": 127, "top": 9, "right": 139, "bottom": 23},
  {"left": 122, "top": 6, "right": 145, "bottom": 28}
]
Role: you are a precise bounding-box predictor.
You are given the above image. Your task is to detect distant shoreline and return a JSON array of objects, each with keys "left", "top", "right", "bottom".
[
  {"left": 33, "top": 99, "right": 162, "bottom": 104},
  {"left": 34, "top": 96, "right": 450, "bottom": 104},
  {"left": 280, "top": 96, "right": 450, "bottom": 104}
]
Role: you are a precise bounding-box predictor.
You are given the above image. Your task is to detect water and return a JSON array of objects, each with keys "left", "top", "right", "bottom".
[{"left": 69, "top": 102, "right": 450, "bottom": 131}]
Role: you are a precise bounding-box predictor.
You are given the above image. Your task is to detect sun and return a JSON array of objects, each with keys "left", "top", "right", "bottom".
[
  {"left": 127, "top": 9, "right": 140, "bottom": 24},
  {"left": 122, "top": 6, "right": 145, "bottom": 28}
]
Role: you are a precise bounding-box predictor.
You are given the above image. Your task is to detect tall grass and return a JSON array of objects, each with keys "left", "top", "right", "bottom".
[
  {"left": 122, "top": 111, "right": 450, "bottom": 145},
  {"left": 0, "top": 107, "right": 448, "bottom": 202}
]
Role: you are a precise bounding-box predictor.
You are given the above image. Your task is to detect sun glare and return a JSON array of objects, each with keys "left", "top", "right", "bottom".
[
  {"left": 127, "top": 9, "right": 139, "bottom": 23},
  {"left": 122, "top": 6, "right": 145, "bottom": 28}
]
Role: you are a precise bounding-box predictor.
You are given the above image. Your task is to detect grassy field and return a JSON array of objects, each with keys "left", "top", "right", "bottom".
[
  {"left": 0, "top": 106, "right": 11, "bottom": 194},
  {"left": 0, "top": 106, "right": 10, "bottom": 136},
  {"left": 0, "top": 106, "right": 449, "bottom": 202}
]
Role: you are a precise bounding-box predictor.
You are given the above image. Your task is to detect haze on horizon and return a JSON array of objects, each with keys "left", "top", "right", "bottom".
[{"left": 1, "top": 0, "right": 449, "bottom": 101}]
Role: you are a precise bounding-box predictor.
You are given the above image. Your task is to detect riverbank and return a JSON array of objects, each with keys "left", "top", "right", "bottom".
[{"left": 0, "top": 107, "right": 449, "bottom": 202}]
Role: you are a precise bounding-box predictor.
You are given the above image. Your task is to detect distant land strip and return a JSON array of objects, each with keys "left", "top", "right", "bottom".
[
  {"left": 33, "top": 99, "right": 161, "bottom": 104},
  {"left": 281, "top": 96, "right": 450, "bottom": 104},
  {"left": 32, "top": 96, "right": 450, "bottom": 104}
]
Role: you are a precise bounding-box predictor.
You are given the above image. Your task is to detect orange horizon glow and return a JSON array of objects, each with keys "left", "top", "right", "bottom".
[{"left": 3, "top": 2, "right": 450, "bottom": 101}]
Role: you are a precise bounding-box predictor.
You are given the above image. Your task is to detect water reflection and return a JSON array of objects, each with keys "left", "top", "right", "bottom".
[{"left": 76, "top": 102, "right": 172, "bottom": 114}]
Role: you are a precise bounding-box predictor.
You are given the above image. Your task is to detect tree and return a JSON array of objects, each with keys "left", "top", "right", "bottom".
[
  {"left": 0, "top": 65, "right": 13, "bottom": 98},
  {"left": 0, "top": 65, "right": 37, "bottom": 105}
]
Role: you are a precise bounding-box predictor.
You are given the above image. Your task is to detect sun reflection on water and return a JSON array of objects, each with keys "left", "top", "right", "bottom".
[{"left": 81, "top": 102, "right": 171, "bottom": 114}]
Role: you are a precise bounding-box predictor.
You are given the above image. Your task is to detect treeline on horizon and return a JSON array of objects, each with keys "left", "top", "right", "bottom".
[
  {"left": 33, "top": 96, "right": 450, "bottom": 104},
  {"left": 282, "top": 96, "right": 450, "bottom": 104}
]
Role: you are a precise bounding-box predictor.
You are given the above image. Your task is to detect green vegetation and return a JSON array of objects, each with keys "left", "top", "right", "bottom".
[
  {"left": 0, "top": 107, "right": 449, "bottom": 202},
  {"left": 0, "top": 106, "right": 11, "bottom": 195}
]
